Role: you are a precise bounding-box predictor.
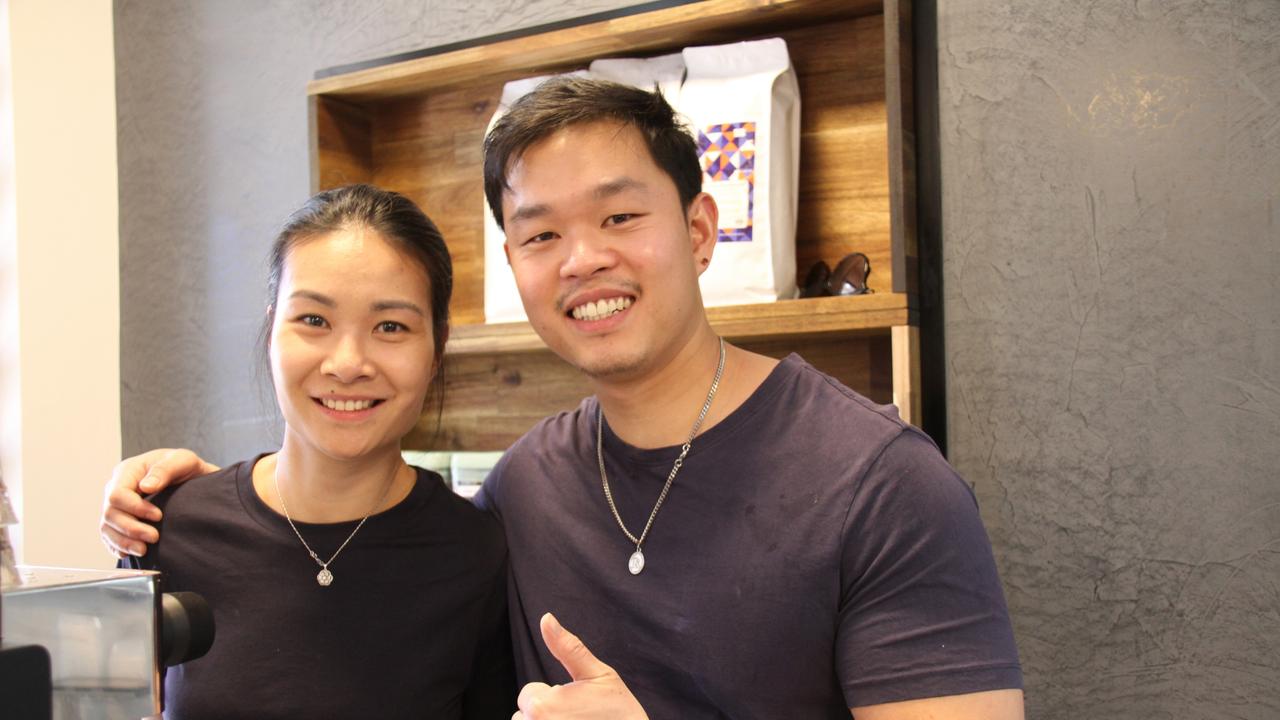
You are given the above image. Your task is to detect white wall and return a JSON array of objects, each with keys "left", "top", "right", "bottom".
[{"left": 2, "top": 0, "right": 120, "bottom": 568}]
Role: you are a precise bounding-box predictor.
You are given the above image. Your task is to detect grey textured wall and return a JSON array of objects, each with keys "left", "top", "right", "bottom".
[
  {"left": 939, "top": 1, "right": 1280, "bottom": 717},
  {"left": 115, "top": 0, "right": 1279, "bottom": 716},
  {"left": 115, "top": 0, "right": 636, "bottom": 463}
]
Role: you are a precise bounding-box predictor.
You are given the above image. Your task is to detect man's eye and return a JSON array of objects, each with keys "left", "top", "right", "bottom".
[
  {"left": 377, "top": 321, "right": 408, "bottom": 333},
  {"left": 605, "top": 213, "right": 635, "bottom": 226},
  {"left": 525, "top": 231, "right": 556, "bottom": 246}
]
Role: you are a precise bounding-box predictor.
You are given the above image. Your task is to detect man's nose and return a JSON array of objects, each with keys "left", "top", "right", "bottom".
[{"left": 559, "top": 230, "right": 618, "bottom": 280}]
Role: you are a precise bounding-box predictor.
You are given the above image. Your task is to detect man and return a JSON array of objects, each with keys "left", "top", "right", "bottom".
[{"left": 102, "top": 78, "right": 1024, "bottom": 718}]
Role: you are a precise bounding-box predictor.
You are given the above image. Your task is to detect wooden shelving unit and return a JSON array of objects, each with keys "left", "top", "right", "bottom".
[{"left": 308, "top": 0, "right": 921, "bottom": 451}]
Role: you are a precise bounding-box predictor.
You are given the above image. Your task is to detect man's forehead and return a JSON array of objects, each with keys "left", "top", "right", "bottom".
[
  {"left": 510, "top": 121, "right": 645, "bottom": 170},
  {"left": 503, "top": 122, "right": 656, "bottom": 198}
]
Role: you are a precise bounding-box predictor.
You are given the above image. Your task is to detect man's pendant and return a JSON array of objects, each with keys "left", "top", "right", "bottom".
[
  {"left": 317, "top": 568, "right": 334, "bottom": 586},
  {"left": 628, "top": 549, "right": 645, "bottom": 575}
]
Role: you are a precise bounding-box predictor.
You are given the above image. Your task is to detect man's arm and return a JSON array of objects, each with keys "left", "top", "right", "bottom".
[
  {"left": 836, "top": 430, "right": 1023, "bottom": 710},
  {"left": 851, "top": 689, "right": 1025, "bottom": 719},
  {"left": 100, "top": 448, "right": 219, "bottom": 557}
]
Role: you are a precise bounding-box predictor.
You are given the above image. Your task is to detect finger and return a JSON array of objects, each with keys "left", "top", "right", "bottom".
[
  {"left": 516, "top": 682, "right": 552, "bottom": 714},
  {"left": 102, "top": 506, "right": 160, "bottom": 544},
  {"left": 541, "top": 612, "right": 611, "bottom": 682},
  {"left": 101, "top": 526, "right": 148, "bottom": 559},
  {"left": 126, "top": 448, "right": 214, "bottom": 495},
  {"left": 138, "top": 449, "right": 190, "bottom": 494},
  {"left": 100, "top": 526, "right": 137, "bottom": 559},
  {"left": 107, "top": 483, "right": 163, "bottom": 524}
]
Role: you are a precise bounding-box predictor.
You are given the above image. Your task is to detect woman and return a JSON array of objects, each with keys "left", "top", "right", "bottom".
[{"left": 123, "top": 184, "right": 515, "bottom": 719}]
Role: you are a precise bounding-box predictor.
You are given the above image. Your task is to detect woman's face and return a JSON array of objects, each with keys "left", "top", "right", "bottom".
[{"left": 270, "top": 226, "right": 436, "bottom": 462}]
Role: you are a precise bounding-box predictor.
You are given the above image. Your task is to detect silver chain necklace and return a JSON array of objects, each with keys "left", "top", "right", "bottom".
[
  {"left": 273, "top": 463, "right": 396, "bottom": 587},
  {"left": 597, "top": 337, "right": 725, "bottom": 575}
]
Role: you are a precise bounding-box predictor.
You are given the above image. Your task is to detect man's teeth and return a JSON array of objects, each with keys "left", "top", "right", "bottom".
[
  {"left": 322, "top": 398, "right": 376, "bottom": 412},
  {"left": 571, "top": 297, "right": 632, "bottom": 321}
]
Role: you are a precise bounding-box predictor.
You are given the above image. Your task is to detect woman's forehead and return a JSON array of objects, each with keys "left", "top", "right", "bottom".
[{"left": 281, "top": 228, "right": 432, "bottom": 299}]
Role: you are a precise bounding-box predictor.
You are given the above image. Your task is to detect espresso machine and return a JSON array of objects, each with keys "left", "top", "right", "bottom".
[{"left": 0, "top": 475, "right": 213, "bottom": 719}]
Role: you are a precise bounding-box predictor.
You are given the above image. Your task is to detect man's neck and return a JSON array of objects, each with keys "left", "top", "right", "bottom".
[{"left": 592, "top": 328, "right": 779, "bottom": 449}]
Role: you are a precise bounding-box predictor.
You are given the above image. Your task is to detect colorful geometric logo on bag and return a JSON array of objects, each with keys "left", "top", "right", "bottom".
[{"left": 697, "top": 122, "right": 756, "bottom": 243}]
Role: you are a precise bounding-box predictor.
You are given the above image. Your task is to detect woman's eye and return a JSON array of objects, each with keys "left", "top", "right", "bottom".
[{"left": 298, "top": 314, "right": 327, "bottom": 328}]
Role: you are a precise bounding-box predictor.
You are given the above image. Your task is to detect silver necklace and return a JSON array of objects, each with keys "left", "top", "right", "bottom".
[
  {"left": 597, "top": 337, "right": 725, "bottom": 575},
  {"left": 273, "top": 464, "right": 396, "bottom": 587}
]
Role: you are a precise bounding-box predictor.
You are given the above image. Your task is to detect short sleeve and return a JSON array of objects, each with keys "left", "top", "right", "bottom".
[
  {"left": 470, "top": 455, "right": 506, "bottom": 517},
  {"left": 837, "top": 429, "right": 1022, "bottom": 707}
]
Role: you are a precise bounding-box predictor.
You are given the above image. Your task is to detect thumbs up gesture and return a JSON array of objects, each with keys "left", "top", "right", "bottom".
[{"left": 512, "top": 613, "right": 649, "bottom": 720}]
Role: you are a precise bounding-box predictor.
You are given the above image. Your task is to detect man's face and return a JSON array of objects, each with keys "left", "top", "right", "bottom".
[{"left": 500, "top": 121, "right": 716, "bottom": 382}]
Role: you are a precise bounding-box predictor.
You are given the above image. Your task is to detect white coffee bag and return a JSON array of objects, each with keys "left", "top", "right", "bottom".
[
  {"left": 588, "top": 52, "right": 685, "bottom": 105},
  {"left": 680, "top": 38, "right": 800, "bottom": 306}
]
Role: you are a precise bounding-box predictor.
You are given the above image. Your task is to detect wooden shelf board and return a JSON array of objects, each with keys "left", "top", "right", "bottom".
[
  {"left": 445, "top": 293, "right": 915, "bottom": 356},
  {"left": 308, "top": 0, "right": 882, "bottom": 101}
]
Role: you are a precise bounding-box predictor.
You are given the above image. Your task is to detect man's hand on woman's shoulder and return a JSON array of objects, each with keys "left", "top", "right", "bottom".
[{"left": 100, "top": 448, "right": 219, "bottom": 558}]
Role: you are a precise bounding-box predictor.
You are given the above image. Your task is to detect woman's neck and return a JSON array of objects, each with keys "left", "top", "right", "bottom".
[{"left": 252, "top": 439, "right": 414, "bottom": 523}]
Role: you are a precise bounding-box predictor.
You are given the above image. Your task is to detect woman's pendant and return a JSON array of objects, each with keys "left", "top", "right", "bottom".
[
  {"left": 628, "top": 549, "right": 645, "bottom": 575},
  {"left": 317, "top": 568, "right": 334, "bottom": 586}
]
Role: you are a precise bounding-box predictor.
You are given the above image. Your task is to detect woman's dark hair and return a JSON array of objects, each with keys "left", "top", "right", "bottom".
[
  {"left": 482, "top": 76, "right": 702, "bottom": 230},
  {"left": 260, "top": 184, "right": 452, "bottom": 420}
]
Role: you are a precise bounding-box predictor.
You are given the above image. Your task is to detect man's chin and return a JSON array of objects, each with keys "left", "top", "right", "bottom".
[{"left": 571, "top": 352, "right": 649, "bottom": 383}]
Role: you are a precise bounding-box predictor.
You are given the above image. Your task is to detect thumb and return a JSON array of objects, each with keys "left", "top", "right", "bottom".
[
  {"left": 140, "top": 449, "right": 211, "bottom": 493},
  {"left": 541, "top": 612, "right": 612, "bottom": 682}
]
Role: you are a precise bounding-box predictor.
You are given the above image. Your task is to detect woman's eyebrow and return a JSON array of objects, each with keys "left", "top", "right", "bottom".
[
  {"left": 288, "top": 289, "right": 335, "bottom": 306},
  {"left": 371, "top": 300, "right": 426, "bottom": 316},
  {"left": 289, "top": 291, "right": 425, "bottom": 317}
]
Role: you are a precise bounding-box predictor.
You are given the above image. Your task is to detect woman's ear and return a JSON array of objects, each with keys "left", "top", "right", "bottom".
[{"left": 686, "top": 192, "right": 719, "bottom": 276}]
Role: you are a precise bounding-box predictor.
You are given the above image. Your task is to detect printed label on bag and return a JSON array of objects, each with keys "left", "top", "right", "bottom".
[{"left": 698, "top": 122, "right": 755, "bottom": 243}]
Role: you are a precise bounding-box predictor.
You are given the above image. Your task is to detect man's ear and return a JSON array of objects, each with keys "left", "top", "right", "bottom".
[
  {"left": 687, "top": 192, "right": 719, "bottom": 276},
  {"left": 503, "top": 241, "right": 512, "bottom": 266}
]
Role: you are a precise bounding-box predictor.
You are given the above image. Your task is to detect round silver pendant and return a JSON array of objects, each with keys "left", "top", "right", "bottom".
[
  {"left": 628, "top": 550, "right": 645, "bottom": 575},
  {"left": 316, "top": 568, "right": 334, "bottom": 586}
]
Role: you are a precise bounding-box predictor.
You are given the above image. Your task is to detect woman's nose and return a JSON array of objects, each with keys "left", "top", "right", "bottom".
[{"left": 321, "top": 333, "right": 373, "bottom": 382}]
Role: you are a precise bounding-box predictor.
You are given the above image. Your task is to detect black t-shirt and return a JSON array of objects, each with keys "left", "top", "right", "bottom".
[
  {"left": 125, "top": 459, "right": 515, "bottom": 720},
  {"left": 475, "top": 354, "right": 1022, "bottom": 717}
]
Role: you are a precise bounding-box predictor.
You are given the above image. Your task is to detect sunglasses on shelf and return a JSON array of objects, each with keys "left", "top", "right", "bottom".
[{"left": 799, "top": 252, "right": 872, "bottom": 298}]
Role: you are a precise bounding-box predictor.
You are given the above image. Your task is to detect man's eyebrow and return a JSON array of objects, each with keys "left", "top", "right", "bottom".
[
  {"left": 508, "top": 203, "right": 550, "bottom": 225},
  {"left": 508, "top": 178, "right": 648, "bottom": 225},
  {"left": 594, "top": 177, "right": 646, "bottom": 200},
  {"left": 371, "top": 300, "right": 426, "bottom": 316}
]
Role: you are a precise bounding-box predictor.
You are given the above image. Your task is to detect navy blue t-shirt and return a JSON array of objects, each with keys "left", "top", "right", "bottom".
[
  {"left": 474, "top": 354, "right": 1021, "bottom": 717},
  {"left": 125, "top": 459, "right": 515, "bottom": 719}
]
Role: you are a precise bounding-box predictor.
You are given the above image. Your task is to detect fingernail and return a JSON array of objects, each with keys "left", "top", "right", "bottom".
[
  {"left": 140, "top": 475, "right": 157, "bottom": 492},
  {"left": 544, "top": 613, "right": 562, "bottom": 639},
  {"left": 129, "top": 545, "right": 144, "bottom": 557}
]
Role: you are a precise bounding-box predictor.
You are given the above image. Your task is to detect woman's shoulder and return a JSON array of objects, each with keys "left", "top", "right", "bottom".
[
  {"left": 147, "top": 460, "right": 250, "bottom": 515},
  {"left": 408, "top": 466, "right": 505, "bottom": 550}
]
